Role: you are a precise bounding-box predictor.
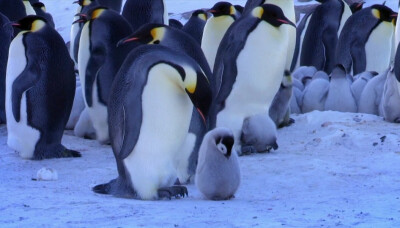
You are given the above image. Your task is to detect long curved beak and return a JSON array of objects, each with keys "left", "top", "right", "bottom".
[
  {"left": 116, "top": 37, "right": 139, "bottom": 47},
  {"left": 278, "top": 19, "right": 296, "bottom": 27}
]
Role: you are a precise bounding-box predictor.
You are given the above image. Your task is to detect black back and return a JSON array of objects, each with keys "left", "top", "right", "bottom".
[
  {"left": 122, "top": 0, "right": 166, "bottom": 32},
  {"left": 169, "top": 19, "right": 183, "bottom": 29},
  {"left": 182, "top": 10, "right": 207, "bottom": 45},
  {"left": 0, "top": 13, "right": 12, "bottom": 124},
  {"left": 97, "top": 0, "right": 123, "bottom": 12},
  {"left": 300, "top": 0, "right": 344, "bottom": 74}
]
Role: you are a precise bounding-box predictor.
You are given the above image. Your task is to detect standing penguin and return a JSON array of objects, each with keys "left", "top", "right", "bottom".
[
  {"left": 335, "top": 5, "right": 397, "bottom": 75},
  {"left": 324, "top": 65, "right": 357, "bottom": 112},
  {"left": 380, "top": 67, "right": 400, "bottom": 123},
  {"left": 78, "top": 7, "right": 134, "bottom": 144},
  {"left": 300, "top": 0, "right": 350, "bottom": 74},
  {"left": 269, "top": 71, "right": 294, "bottom": 128},
  {"left": 210, "top": 4, "right": 295, "bottom": 153},
  {"left": 196, "top": 128, "right": 240, "bottom": 200},
  {"left": 93, "top": 45, "right": 212, "bottom": 200},
  {"left": 182, "top": 9, "right": 208, "bottom": 45},
  {"left": 31, "top": 2, "right": 55, "bottom": 28},
  {"left": 350, "top": 1, "right": 364, "bottom": 13},
  {"left": 0, "top": 0, "right": 26, "bottom": 22},
  {"left": 97, "top": 0, "right": 123, "bottom": 12},
  {"left": 201, "top": 2, "right": 238, "bottom": 71},
  {"left": 0, "top": 13, "right": 13, "bottom": 124},
  {"left": 122, "top": 0, "right": 168, "bottom": 32},
  {"left": 6, "top": 16, "right": 79, "bottom": 159},
  {"left": 118, "top": 23, "right": 212, "bottom": 182}
]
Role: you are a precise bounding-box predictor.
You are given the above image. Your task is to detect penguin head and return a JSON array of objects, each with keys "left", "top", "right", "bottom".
[
  {"left": 192, "top": 9, "right": 208, "bottom": 21},
  {"left": 12, "top": 15, "right": 48, "bottom": 32},
  {"left": 252, "top": 4, "right": 295, "bottom": 28},
  {"left": 209, "top": 2, "right": 236, "bottom": 18},
  {"left": 350, "top": 1, "right": 365, "bottom": 14},
  {"left": 31, "top": 2, "right": 46, "bottom": 12},
  {"left": 215, "top": 134, "right": 235, "bottom": 158},
  {"left": 117, "top": 23, "right": 167, "bottom": 46},
  {"left": 74, "top": 0, "right": 94, "bottom": 6},
  {"left": 184, "top": 69, "right": 212, "bottom": 125},
  {"left": 371, "top": 5, "right": 397, "bottom": 23}
]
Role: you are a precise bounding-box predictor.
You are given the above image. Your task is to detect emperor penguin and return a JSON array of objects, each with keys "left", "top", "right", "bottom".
[
  {"left": 169, "top": 19, "right": 183, "bottom": 29},
  {"left": 300, "top": 0, "right": 351, "bottom": 74},
  {"left": 324, "top": 65, "right": 357, "bottom": 112},
  {"left": 0, "top": 13, "right": 13, "bottom": 124},
  {"left": 301, "top": 71, "right": 330, "bottom": 113},
  {"left": 243, "top": 0, "right": 296, "bottom": 74},
  {"left": 97, "top": 0, "right": 123, "bottom": 12},
  {"left": 241, "top": 113, "right": 278, "bottom": 155},
  {"left": 358, "top": 67, "right": 390, "bottom": 115},
  {"left": 335, "top": 5, "right": 397, "bottom": 75},
  {"left": 210, "top": 4, "right": 295, "bottom": 154},
  {"left": 78, "top": 7, "right": 134, "bottom": 144},
  {"left": 31, "top": 2, "right": 55, "bottom": 28},
  {"left": 292, "top": 66, "right": 318, "bottom": 83},
  {"left": 201, "top": 1, "right": 238, "bottom": 71},
  {"left": 66, "top": 85, "right": 85, "bottom": 130},
  {"left": 380, "top": 67, "right": 400, "bottom": 123},
  {"left": 121, "top": 0, "right": 168, "bottom": 32},
  {"left": 350, "top": 1, "right": 365, "bottom": 14},
  {"left": 6, "top": 16, "right": 79, "bottom": 159},
  {"left": 351, "top": 71, "right": 378, "bottom": 106},
  {"left": 118, "top": 23, "right": 212, "bottom": 182},
  {"left": 182, "top": 9, "right": 208, "bottom": 45},
  {"left": 269, "top": 71, "right": 294, "bottom": 128},
  {"left": 0, "top": 0, "right": 26, "bottom": 36},
  {"left": 195, "top": 127, "right": 240, "bottom": 200},
  {"left": 93, "top": 45, "right": 212, "bottom": 200},
  {"left": 291, "top": 10, "right": 314, "bottom": 72}
]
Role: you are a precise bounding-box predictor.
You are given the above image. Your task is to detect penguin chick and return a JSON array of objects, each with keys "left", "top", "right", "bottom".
[
  {"left": 380, "top": 67, "right": 400, "bottom": 123},
  {"left": 196, "top": 127, "right": 240, "bottom": 201},
  {"left": 240, "top": 114, "right": 278, "bottom": 155},
  {"left": 269, "top": 70, "right": 294, "bottom": 128}
]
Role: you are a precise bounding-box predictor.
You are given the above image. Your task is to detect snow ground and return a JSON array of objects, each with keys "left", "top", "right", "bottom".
[
  {"left": 1, "top": 111, "right": 400, "bottom": 227},
  {"left": 1, "top": 0, "right": 400, "bottom": 227}
]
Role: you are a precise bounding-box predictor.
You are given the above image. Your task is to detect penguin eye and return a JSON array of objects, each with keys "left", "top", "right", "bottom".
[{"left": 153, "top": 40, "right": 160, "bottom": 44}]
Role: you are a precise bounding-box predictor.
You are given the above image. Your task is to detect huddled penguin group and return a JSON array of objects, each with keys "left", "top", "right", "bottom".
[{"left": 1, "top": 0, "right": 400, "bottom": 201}]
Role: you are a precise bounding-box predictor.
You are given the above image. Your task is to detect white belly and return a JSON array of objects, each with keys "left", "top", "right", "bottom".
[
  {"left": 396, "top": 9, "right": 400, "bottom": 49},
  {"left": 87, "top": 77, "right": 109, "bottom": 143},
  {"left": 69, "top": 7, "right": 81, "bottom": 64},
  {"left": 6, "top": 33, "right": 40, "bottom": 159},
  {"left": 338, "top": 3, "right": 351, "bottom": 36},
  {"left": 123, "top": 64, "right": 193, "bottom": 200},
  {"left": 23, "top": 2, "right": 36, "bottom": 16},
  {"left": 365, "top": 21, "right": 393, "bottom": 73},
  {"left": 78, "top": 22, "right": 91, "bottom": 105},
  {"left": 216, "top": 22, "right": 288, "bottom": 142},
  {"left": 297, "top": 14, "right": 312, "bottom": 69},
  {"left": 201, "top": 16, "right": 235, "bottom": 71}
]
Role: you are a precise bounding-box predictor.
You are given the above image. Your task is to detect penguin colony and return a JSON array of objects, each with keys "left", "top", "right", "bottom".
[{"left": 1, "top": 0, "right": 400, "bottom": 201}]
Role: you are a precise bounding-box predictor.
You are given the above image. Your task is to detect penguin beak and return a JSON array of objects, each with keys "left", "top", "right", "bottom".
[
  {"left": 73, "top": 1, "right": 79, "bottom": 4},
  {"left": 392, "top": 13, "right": 398, "bottom": 18},
  {"left": 277, "top": 19, "right": 296, "bottom": 27},
  {"left": 117, "top": 37, "right": 139, "bottom": 47},
  {"left": 75, "top": 13, "right": 86, "bottom": 17},
  {"left": 11, "top": 23, "right": 21, "bottom": 28},
  {"left": 208, "top": 9, "right": 217, "bottom": 13}
]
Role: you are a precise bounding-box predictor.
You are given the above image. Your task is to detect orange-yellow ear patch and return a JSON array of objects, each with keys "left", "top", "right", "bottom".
[
  {"left": 252, "top": 7, "right": 264, "bottom": 19},
  {"left": 92, "top": 9, "right": 105, "bottom": 19}
]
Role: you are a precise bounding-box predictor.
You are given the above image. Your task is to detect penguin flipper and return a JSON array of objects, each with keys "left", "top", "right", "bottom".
[
  {"left": 351, "top": 41, "right": 366, "bottom": 75},
  {"left": 322, "top": 29, "right": 338, "bottom": 73},
  {"left": 85, "top": 49, "right": 106, "bottom": 107},
  {"left": 11, "top": 64, "right": 41, "bottom": 122}
]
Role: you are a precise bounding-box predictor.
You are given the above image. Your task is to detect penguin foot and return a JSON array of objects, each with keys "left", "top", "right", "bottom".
[
  {"left": 62, "top": 149, "right": 81, "bottom": 158},
  {"left": 157, "top": 186, "right": 188, "bottom": 200},
  {"left": 278, "top": 118, "right": 295, "bottom": 128},
  {"left": 240, "top": 145, "right": 257, "bottom": 156},
  {"left": 93, "top": 183, "right": 111, "bottom": 194}
]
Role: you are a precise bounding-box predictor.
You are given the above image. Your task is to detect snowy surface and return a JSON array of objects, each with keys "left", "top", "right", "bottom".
[
  {"left": 1, "top": 0, "right": 400, "bottom": 227},
  {"left": 1, "top": 111, "right": 400, "bottom": 226}
]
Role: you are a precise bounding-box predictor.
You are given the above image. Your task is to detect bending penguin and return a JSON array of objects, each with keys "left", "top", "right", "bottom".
[
  {"left": 6, "top": 16, "right": 79, "bottom": 159},
  {"left": 196, "top": 127, "right": 240, "bottom": 200},
  {"left": 93, "top": 45, "right": 212, "bottom": 200},
  {"left": 210, "top": 4, "right": 295, "bottom": 153},
  {"left": 335, "top": 4, "right": 397, "bottom": 75},
  {"left": 78, "top": 7, "right": 134, "bottom": 144},
  {"left": 118, "top": 23, "right": 213, "bottom": 182}
]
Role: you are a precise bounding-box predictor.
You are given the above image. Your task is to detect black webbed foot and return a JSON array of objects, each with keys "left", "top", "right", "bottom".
[
  {"left": 62, "top": 149, "right": 81, "bottom": 158},
  {"left": 157, "top": 186, "right": 188, "bottom": 200}
]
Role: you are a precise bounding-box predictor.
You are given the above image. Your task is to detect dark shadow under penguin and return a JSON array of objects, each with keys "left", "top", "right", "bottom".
[
  {"left": 182, "top": 9, "right": 208, "bottom": 45},
  {"left": 93, "top": 45, "right": 212, "bottom": 200},
  {"left": 122, "top": 0, "right": 168, "bottom": 32},
  {"left": 78, "top": 6, "right": 135, "bottom": 144},
  {"left": 335, "top": 4, "right": 396, "bottom": 75},
  {"left": 118, "top": 23, "right": 213, "bottom": 183},
  {"left": 6, "top": 16, "right": 79, "bottom": 160},
  {"left": 0, "top": 13, "right": 13, "bottom": 124}
]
